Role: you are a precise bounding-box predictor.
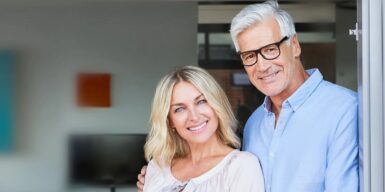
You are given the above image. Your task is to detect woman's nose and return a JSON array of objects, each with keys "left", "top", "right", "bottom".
[{"left": 188, "top": 108, "right": 199, "bottom": 122}]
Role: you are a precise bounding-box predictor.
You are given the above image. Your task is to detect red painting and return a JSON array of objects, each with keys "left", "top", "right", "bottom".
[{"left": 77, "top": 73, "right": 111, "bottom": 107}]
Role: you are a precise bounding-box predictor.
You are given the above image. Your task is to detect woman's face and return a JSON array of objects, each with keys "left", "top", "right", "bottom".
[{"left": 168, "top": 81, "right": 219, "bottom": 145}]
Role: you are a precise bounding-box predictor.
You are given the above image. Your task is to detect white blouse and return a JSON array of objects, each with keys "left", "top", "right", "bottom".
[{"left": 143, "top": 150, "right": 265, "bottom": 192}]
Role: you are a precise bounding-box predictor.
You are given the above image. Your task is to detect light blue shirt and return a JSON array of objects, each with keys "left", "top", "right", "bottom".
[{"left": 243, "top": 69, "right": 359, "bottom": 192}]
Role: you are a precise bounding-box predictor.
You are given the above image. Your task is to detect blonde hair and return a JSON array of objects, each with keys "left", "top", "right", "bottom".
[{"left": 144, "top": 66, "right": 240, "bottom": 166}]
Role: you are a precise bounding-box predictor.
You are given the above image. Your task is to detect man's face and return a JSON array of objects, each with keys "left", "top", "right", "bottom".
[{"left": 237, "top": 18, "right": 302, "bottom": 100}]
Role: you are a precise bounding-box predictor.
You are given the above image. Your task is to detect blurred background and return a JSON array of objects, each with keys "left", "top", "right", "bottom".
[{"left": 0, "top": 0, "right": 357, "bottom": 191}]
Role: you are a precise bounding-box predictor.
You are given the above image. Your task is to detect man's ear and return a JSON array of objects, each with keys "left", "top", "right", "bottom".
[{"left": 291, "top": 34, "right": 301, "bottom": 58}]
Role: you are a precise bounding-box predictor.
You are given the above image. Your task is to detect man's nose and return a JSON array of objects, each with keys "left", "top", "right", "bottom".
[{"left": 255, "top": 53, "right": 271, "bottom": 72}]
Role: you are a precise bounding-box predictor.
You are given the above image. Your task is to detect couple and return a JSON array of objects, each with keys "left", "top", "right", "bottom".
[{"left": 139, "top": 1, "right": 359, "bottom": 192}]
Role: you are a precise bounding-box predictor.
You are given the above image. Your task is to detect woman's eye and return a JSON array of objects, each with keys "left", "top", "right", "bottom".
[
  {"left": 174, "top": 107, "right": 183, "bottom": 113},
  {"left": 197, "top": 99, "right": 207, "bottom": 105}
]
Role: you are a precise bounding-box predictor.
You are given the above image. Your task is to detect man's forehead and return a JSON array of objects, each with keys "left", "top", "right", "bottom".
[
  {"left": 247, "top": 18, "right": 280, "bottom": 37},
  {"left": 238, "top": 21, "right": 282, "bottom": 51}
]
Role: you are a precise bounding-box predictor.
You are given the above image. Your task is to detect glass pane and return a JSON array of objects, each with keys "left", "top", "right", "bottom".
[
  {"left": 197, "top": 33, "right": 205, "bottom": 60},
  {"left": 209, "top": 33, "right": 238, "bottom": 60},
  {"left": 297, "top": 32, "right": 335, "bottom": 43}
]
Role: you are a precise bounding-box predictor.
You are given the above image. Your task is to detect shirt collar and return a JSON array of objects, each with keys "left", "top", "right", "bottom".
[
  {"left": 262, "top": 96, "right": 272, "bottom": 113},
  {"left": 262, "top": 68, "right": 323, "bottom": 112}
]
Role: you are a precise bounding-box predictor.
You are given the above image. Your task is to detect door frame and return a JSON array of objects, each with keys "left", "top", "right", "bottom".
[{"left": 358, "top": 0, "right": 385, "bottom": 191}]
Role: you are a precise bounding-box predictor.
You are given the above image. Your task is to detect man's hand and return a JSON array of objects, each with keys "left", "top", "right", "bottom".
[{"left": 136, "top": 165, "right": 147, "bottom": 192}]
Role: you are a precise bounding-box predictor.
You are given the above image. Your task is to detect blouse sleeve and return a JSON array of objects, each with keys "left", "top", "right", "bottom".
[
  {"left": 143, "top": 160, "right": 166, "bottom": 192},
  {"left": 227, "top": 151, "right": 265, "bottom": 192}
]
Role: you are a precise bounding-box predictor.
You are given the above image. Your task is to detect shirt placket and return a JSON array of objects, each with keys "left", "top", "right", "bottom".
[{"left": 266, "top": 104, "right": 291, "bottom": 192}]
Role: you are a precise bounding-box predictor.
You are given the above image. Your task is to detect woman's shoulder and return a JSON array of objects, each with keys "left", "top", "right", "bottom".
[
  {"left": 225, "top": 150, "right": 263, "bottom": 176},
  {"left": 143, "top": 160, "right": 173, "bottom": 192},
  {"left": 147, "top": 159, "right": 161, "bottom": 171},
  {"left": 145, "top": 159, "right": 173, "bottom": 183},
  {"left": 224, "top": 150, "right": 265, "bottom": 191},
  {"left": 230, "top": 150, "right": 260, "bottom": 165},
  {"left": 146, "top": 159, "right": 170, "bottom": 175}
]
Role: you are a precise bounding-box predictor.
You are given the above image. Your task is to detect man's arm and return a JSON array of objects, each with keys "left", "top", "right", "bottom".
[
  {"left": 136, "top": 165, "right": 147, "bottom": 192},
  {"left": 325, "top": 101, "right": 359, "bottom": 191}
]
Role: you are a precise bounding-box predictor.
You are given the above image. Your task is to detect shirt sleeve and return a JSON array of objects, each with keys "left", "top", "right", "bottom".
[
  {"left": 325, "top": 99, "right": 359, "bottom": 191},
  {"left": 227, "top": 152, "right": 265, "bottom": 192}
]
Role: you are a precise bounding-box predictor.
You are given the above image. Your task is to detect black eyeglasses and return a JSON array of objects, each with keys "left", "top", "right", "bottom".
[{"left": 238, "top": 36, "right": 289, "bottom": 67}]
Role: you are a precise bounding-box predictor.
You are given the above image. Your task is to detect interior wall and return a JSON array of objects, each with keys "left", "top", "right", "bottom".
[{"left": 0, "top": 2, "right": 197, "bottom": 192}]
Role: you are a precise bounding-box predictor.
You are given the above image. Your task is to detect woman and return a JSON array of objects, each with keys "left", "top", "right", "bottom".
[{"left": 143, "top": 66, "right": 264, "bottom": 192}]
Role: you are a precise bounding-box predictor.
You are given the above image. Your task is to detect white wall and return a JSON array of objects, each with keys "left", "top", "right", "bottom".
[{"left": 0, "top": 2, "right": 197, "bottom": 192}]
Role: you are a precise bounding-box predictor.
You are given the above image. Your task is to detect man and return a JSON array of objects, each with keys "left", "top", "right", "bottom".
[{"left": 138, "top": 1, "right": 358, "bottom": 191}]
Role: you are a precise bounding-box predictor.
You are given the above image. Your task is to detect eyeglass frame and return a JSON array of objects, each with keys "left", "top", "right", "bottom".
[{"left": 237, "top": 36, "right": 289, "bottom": 67}]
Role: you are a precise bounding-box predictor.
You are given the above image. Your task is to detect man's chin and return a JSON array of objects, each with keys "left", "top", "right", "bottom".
[
  {"left": 258, "top": 87, "right": 282, "bottom": 97},
  {"left": 263, "top": 90, "right": 287, "bottom": 101}
]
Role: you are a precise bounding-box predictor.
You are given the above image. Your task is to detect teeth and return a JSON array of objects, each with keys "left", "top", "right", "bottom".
[
  {"left": 261, "top": 71, "right": 278, "bottom": 80},
  {"left": 188, "top": 121, "right": 207, "bottom": 131}
]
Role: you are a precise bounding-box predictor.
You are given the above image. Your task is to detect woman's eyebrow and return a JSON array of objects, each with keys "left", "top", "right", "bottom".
[{"left": 194, "top": 94, "right": 204, "bottom": 101}]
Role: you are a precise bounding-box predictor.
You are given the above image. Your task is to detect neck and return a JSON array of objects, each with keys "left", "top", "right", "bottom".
[{"left": 187, "top": 135, "right": 231, "bottom": 165}]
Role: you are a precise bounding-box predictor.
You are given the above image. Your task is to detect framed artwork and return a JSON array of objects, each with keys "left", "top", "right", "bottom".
[
  {"left": 76, "top": 73, "right": 111, "bottom": 107},
  {"left": 0, "top": 51, "right": 13, "bottom": 152}
]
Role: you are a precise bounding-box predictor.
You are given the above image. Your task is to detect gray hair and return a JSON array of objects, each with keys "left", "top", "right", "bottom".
[{"left": 230, "top": 0, "right": 296, "bottom": 51}]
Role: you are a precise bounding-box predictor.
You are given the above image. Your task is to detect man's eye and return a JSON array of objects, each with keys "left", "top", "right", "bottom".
[
  {"left": 244, "top": 53, "right": 255, "bottom": 60},
  {"left": 264, "top": 46, "right": 278, "bottom": 53}
]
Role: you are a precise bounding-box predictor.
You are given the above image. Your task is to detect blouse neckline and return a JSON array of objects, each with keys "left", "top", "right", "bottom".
[{"left": 166, "top": 149, "right": 239, "bottom": 185}]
